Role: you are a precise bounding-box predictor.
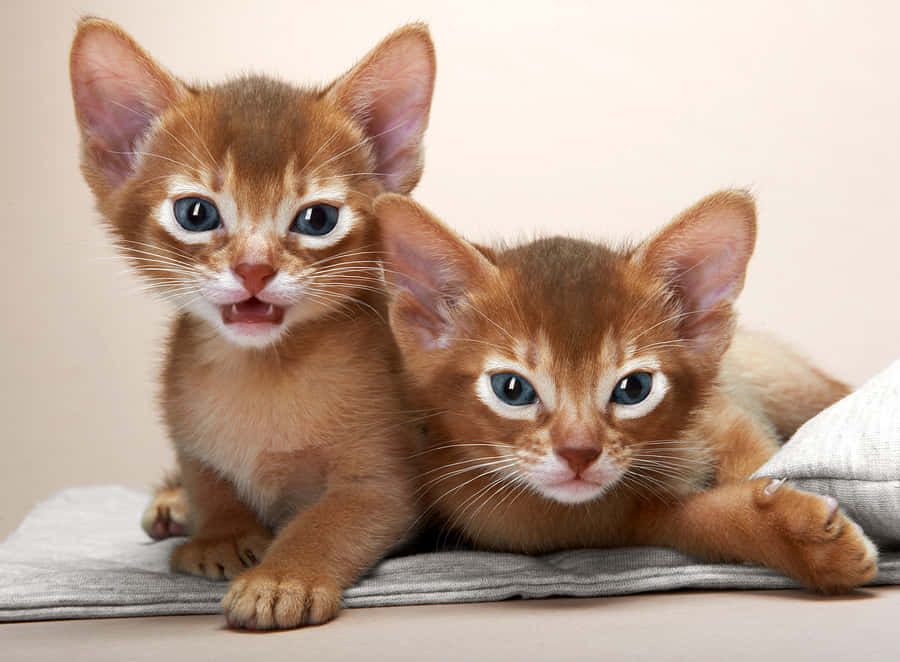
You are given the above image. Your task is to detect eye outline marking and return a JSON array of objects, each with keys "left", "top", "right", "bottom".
[
  {"left": 611, "top": 371, "right": 654, "bottom": 406},
  {"left": 157, "top": 179, "right": 234, "bottom": 244},
  {"left": 173, "top": 196, "right": 221, "bottom": 233},
  {"left": 289, "top": 201, "right": 340, "bottom": 237},
  {"left": 282, "top": 184, "right": 355, "bottom": 250},
  {"left": 489, "top": 371, "right": 538, "bottom": 407},
  {"left": 475, "top": 357, "right": 556, "bottom": 421},
  {"left": 608, "top": 357, "right": 669, "bottom": 421}
]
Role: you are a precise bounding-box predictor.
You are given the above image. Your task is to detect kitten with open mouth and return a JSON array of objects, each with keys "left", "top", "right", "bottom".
[{"left": 71, "top": 17, "right": 436, "bottom": 628}]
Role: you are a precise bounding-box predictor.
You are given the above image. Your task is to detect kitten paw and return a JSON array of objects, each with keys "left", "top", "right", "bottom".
[
  {"left": 222, "top": 567, "right": 342, "bottom": 629},
  {"left": 141, "top": 487, "right": 191, "bottom": 540},
  {"left": 171, "top": 532, "right": 272, "bottom": 580},
  {"left": 753, "top": 479, "right": 878, "bottom": 593}
]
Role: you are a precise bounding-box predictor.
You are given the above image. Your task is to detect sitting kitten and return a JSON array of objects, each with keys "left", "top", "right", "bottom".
[
  {"left": 373, "top": 192, "right": 877, "bottom": 593},
  {"left": 70, "top": 18, "right": 435, "bottom": 628}
]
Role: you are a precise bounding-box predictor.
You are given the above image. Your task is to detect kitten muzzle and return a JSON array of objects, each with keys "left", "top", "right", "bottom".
[{"left": 221, "top": 297, "right": 285, "bottom": 325}]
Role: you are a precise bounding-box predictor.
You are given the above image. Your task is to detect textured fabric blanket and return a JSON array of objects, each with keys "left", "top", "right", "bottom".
[
  {"left": 2, "top": 360, "right": 898, "bottom": 622},
  {"left": 1, "top": 485, "right": 898, "bottom": 622}
]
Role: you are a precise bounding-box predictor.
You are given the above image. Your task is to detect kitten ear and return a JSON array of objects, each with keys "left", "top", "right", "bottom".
[
  {"left": 70, "top": 17, "right": 188, "bottom": 188},
  {"left": 638, "top": 190, "right": 757, "bottom": 358},
  {"left": 327, "top": 24, "right": 436, "bottom": 193},
  {"left": 374, "top": 194, "right": 495, "bottom": 349}
]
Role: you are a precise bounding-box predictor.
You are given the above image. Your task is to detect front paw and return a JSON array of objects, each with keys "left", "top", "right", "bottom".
[
  {"left": 754, "top": 478, "right": 878, "bottom": 593},
  {"left": 141, "top": 487, "right": 191, "bottom": 540},
  {"left": 222, "top": 566, "right": 343, "bottom": 630},
  {"left": 171, "top": 532, "right": 272, "bottom": 580}
]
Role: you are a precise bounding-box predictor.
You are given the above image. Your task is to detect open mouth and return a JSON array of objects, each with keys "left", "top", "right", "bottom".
[{"left": 221, "top": 297, "right": 285, "bottom": 326}]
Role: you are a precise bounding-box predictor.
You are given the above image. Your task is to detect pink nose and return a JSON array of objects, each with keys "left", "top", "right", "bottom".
[
  {"left": 555, "top": 446, "right": 600, "bottom": 475},
  {"left": 234, "top": 263, "right": 276, "bottom": 296}
]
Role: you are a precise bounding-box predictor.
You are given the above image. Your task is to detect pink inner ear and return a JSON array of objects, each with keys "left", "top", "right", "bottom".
[
  {"left": 376, "top": 195, "right": 489, "bottom": 348},
  {"left": 675, "top": 245, "right": 742, "bottom": 313},
  {"left": 71, "top": 28, "right": 177, "bottom": 186},
  {"left": 338, "top": 33, "right": 435, "bottom": 192},
  {"left": 368, "top": 97, "right": 430, "bottom": 190},
  {"left": 642, "top": 193, "right": 756, "bottom": 357}
]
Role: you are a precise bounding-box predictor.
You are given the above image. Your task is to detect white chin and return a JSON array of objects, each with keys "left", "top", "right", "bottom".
[
  {"left": 219, "top": 322, "right": 286, "bottom": 348},
  {"left": 535, "top": 480, "right": 610, "bottom": 505}
]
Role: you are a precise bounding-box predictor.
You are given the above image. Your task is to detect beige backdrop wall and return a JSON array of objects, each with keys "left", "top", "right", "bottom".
[{"left": 2, "top": 0, "right": 898, "bottom": 537}]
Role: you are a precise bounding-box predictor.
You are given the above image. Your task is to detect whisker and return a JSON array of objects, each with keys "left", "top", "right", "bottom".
[
  {"left": 174, "top": 105, "right": 218, "bottom": 167},
  {"left": 109, "top": 149, "right": 206, "bottom": 177},
  {"left": 409, "top": 459, "right": 518, "bottom": 530},
  {"left": 108, "top": 99, "right": 209, "bottom": 171},
  {"left": 105, "top": 252, "right": 197, "bottom": 272},
  {"left": 415, "top": 454, "right": 517, "bottom": 480},
  {"left": 302, "top": 287, "right": 386, "bottom": 323},
  {"left": 307, "top": 122, "right": 407, "bottom": 179},
  {"left": 317, "top": 171, "right": 390, "bottom": 180},
  {"left": 630, "top": 306, "right": 713, "bottom": 345},
  {"left": 299, "top": 128, "right": 342, "bottom": 175},
  {"left": 303, "top": 247, "right": 386, "bottom": 270},
  {"left": 116, "top": 239, "right": 196, "bottom": 262},
  {"left": 414, "top": 457, "right": 518, "bottom": 494},
  {"left": 408, "top": 441, "right": 515, "bottom": 458},
  {"left": 443, "top": 471, "right": 517, "bottom": 536}
]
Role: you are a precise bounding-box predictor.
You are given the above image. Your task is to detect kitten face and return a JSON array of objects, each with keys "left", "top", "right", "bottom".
[
  {"left": 109, "top": 81, "right": 386, "bottom": 348},
  {"left": 375, "top": 192, "right": 755, "bottom": 506},
  {"left": 469, "top": 335, "right": 678, "bottom": 504},
  {"left": 410, "top": 240, "right": 712, "bottom": 505},
  {"left": 71, "top": 19, "right": 435, "bottom": 347}
]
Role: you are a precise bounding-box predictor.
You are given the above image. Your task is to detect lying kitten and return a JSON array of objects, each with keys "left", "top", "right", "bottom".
[
  {"left": 70, "top": 18, "right": 435, "bottom": 628},
  {"left": 373, "top": 192, "right": 877, "bottom": 593}
]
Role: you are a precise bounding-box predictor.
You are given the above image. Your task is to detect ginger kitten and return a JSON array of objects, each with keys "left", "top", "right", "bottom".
[
  {"left": 70, "top": 18, "right": 435, "bottom": 628},
  {"left": 373, "top": 192, "right": 877, "bottom": 593}
]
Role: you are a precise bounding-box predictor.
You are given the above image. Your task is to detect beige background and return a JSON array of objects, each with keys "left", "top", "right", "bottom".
[{"left": 1, "top": 0, "right": 898, "bottom": 538}]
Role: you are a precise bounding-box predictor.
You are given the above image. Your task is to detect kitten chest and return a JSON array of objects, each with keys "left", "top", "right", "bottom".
[{"left": 164, "top": 347, "right": 334, "bottom": 525}]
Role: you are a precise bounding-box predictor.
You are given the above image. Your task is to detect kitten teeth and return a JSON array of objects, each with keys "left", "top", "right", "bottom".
[
  {"left": 231, "top": 303, "right": 238, "bottom": 316},
  {"left": 266, "top": 304, "right": 274, "bottom": 316}
]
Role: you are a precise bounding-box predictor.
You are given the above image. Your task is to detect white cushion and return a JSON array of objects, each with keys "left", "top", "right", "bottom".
[{"left": 752, "top": 360, "right": 900, "bottom": 545}]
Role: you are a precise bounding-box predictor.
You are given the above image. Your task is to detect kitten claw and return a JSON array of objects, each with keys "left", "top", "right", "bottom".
[
  {"left": 763, "top": 477, "right": 787, "bottom": 496},
  {"left": 822, "top": 495, "right": 840, "bottom": 531},
  {"left": 171, "top": 532, "right": 272, "bottom": 580},
  {"left": 751, "top": 479, "right": 877, "bottom": 593}
]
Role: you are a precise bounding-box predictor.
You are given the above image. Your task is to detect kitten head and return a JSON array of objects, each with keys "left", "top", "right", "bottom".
[
  {"left": 375, "top": 192, "right": 755, "bottom": 505},
  {"left": 70, "top": 18, "right": 435, "bottom": 347}
]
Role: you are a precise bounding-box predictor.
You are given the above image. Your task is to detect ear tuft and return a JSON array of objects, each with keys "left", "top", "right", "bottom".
[
  {"left": 639, "top": 190, "right": 757, "bottom": 357},
  {"left": 70, "top": 17, "right": 187, "bottom": 188},
  {"left": 328, "top": 24, "right": 436, "bottom": 193},
  {"left": 374, "top": 194, "right": 494, "bottom": 349}
]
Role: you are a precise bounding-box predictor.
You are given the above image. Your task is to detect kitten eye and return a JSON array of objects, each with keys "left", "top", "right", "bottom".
[
  {"left": 173, "top": 197, "right": 221, "bottom": 232},
  {"left": 490, "top": 372, "right": 538, "bottom": 406},
  {"left": 291, "top": 204, "right": 339, "bottom": 236},
  {"left": 611, "top": 372, "right": 653, "bottom": 405}
]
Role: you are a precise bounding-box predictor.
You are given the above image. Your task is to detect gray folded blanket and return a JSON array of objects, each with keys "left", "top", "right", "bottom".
[{"left": 1, "top": 485, "right": 899, "bottom": 622}]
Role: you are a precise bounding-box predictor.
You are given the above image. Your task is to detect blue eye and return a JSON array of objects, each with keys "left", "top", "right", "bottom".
[
  {"left": 611, "top": 372, "right": 653, "bottom": 405},
  {"left": 291, "top": 204, "right": 339, "bottom": 236},
  {"left": 173, "top": 197, "right": 220, "bottom": 232},
  {"left": 490, "top": 372, "right": 538, "bottom": 406}
]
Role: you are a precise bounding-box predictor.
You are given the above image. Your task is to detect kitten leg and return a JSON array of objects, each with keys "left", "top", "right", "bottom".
[
  {"left": 222, "top": 472, "right": 414, "bottom": 629},
  {"left": 634, "top": 478, "right": 878, "bottom": 593},
  {"left": 170, "top": 455, "right": 273, "bottom": 580}
]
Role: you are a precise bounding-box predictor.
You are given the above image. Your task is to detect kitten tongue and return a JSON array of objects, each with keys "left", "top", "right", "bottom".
[{"left": 222, "top": 298, "right": 285, "bottom": 325}]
